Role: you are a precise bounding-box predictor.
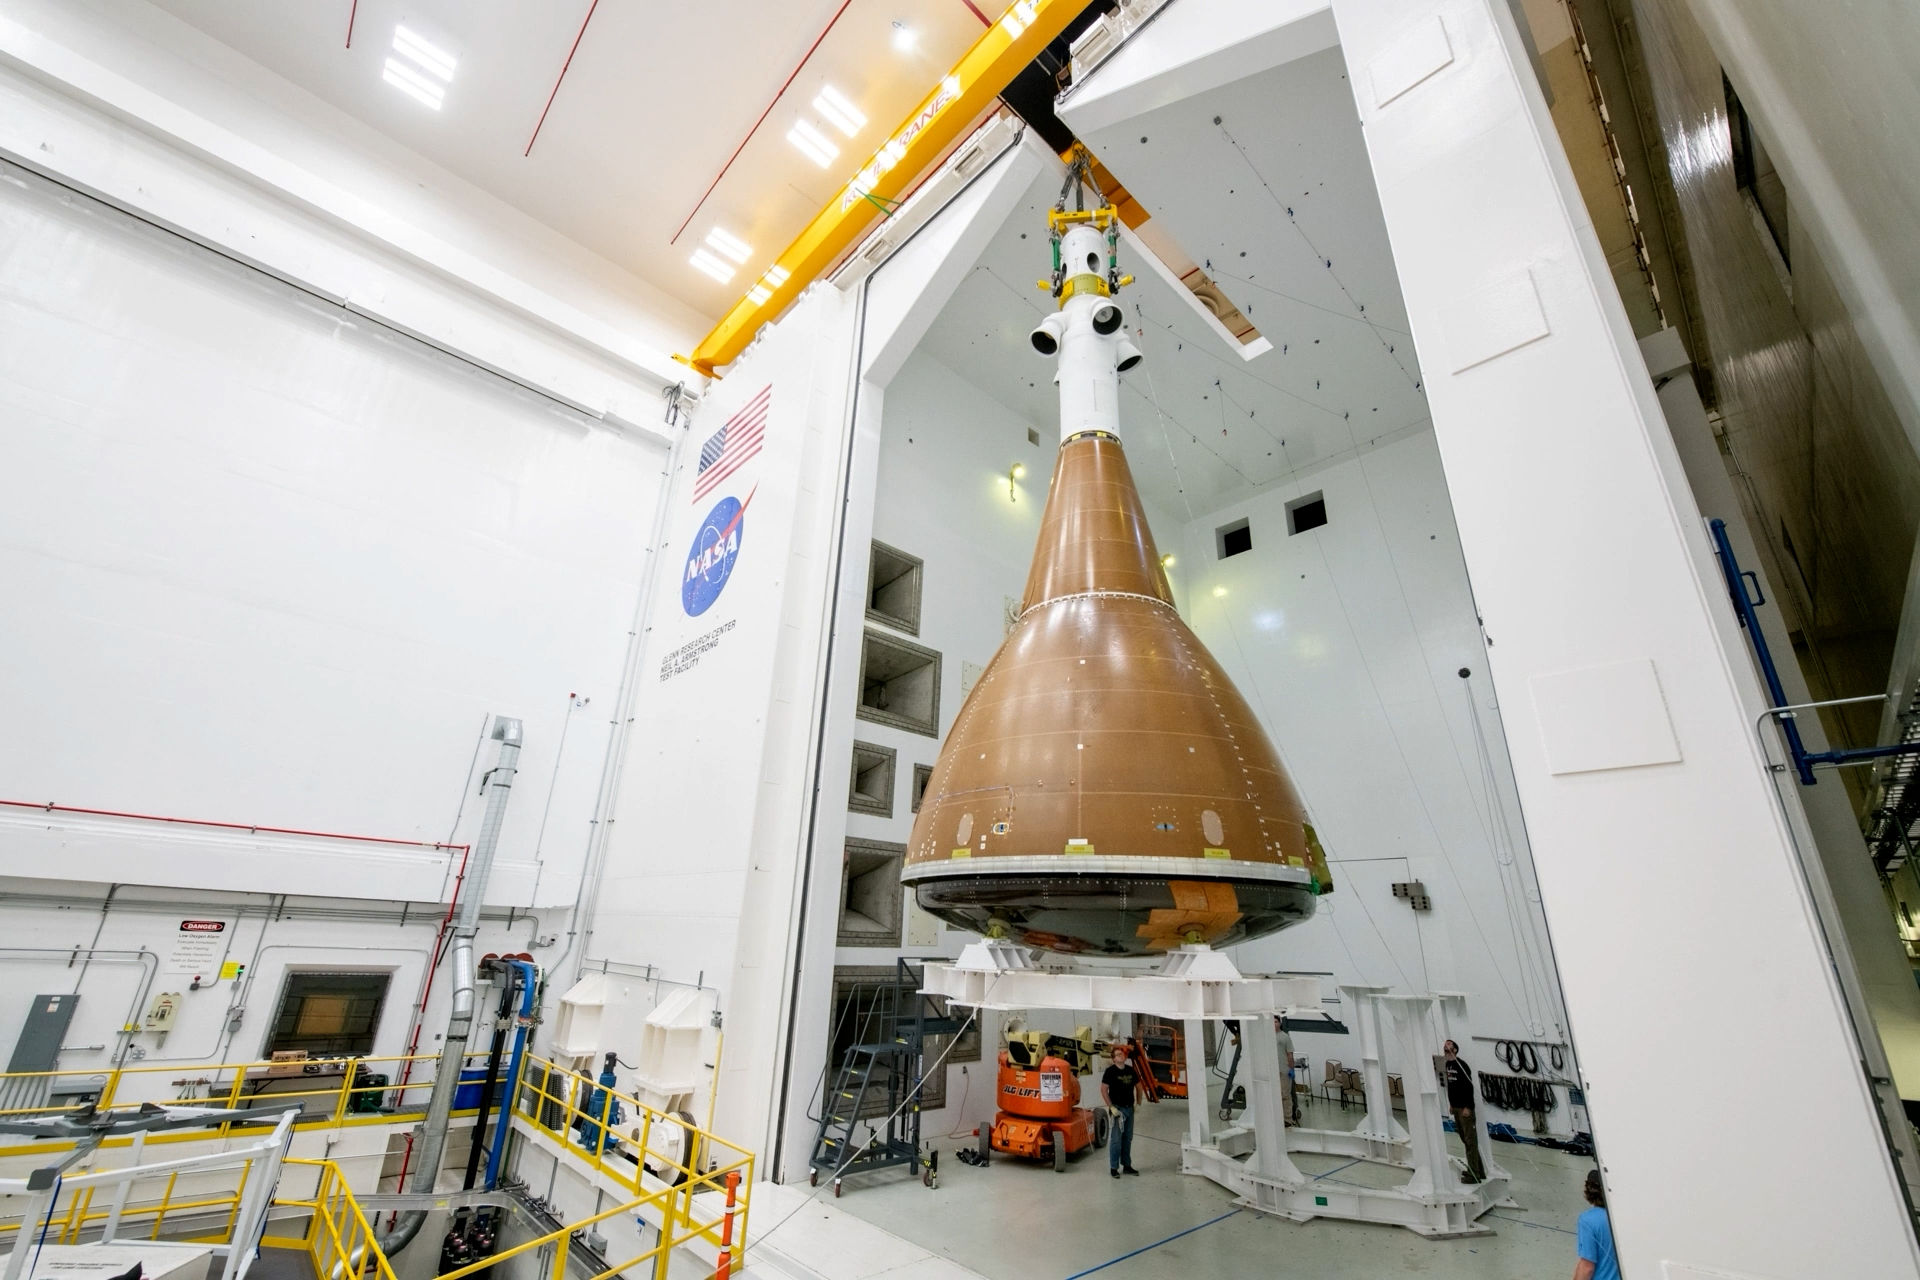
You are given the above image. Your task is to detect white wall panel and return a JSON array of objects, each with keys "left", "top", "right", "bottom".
[
  {"left": 0, "top": 161, "right": 664, "bottom": 907},
  {"left": 585, "top": 284, "right": 861, "bottom": 1162},
  {"left": 1329, "top": 0, "right": 1920, "bottom": 1273},
  {"left": 1185, "top": 431, "right": 1569, "bottom": 1122}
]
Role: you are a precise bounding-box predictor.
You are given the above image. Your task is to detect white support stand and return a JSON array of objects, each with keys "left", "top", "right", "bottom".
[{"left": 924, "top": 946, "right": 1510, "bottom": 1238}]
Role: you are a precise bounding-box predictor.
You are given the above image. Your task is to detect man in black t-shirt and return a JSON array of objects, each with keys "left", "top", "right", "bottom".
[
  {"left": 1441, "top": 1039, "right": 1485, "bottom": 1183},
  {"left": 1100, "top": 1045, "right": 1139, "bottom": 1177}
]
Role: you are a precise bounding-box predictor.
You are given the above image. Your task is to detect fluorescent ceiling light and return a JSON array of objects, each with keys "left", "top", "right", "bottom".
[
  {"left": 1000, "top": 1, "right": 1036, "bottom": 39},
  {"left": 813, "top": 85, "right": 867, "bottom": 137},
  {"left": 392, "top": 25, "right": 457, "bottom": 81},
  {"left": 747, "top": 263, "right": 791, "bottom": 307},
  {"left": 383, "top": 59, "right": 446, "bottom": 109},
  {"left": 704, "top": 227, "right": 753, "bottom": 265},
  {"left": 688, "top": 249, "right": 736, "bottom": 283},
  {"left": 787, "top": 120, "right": 840, "bottom": 168}
]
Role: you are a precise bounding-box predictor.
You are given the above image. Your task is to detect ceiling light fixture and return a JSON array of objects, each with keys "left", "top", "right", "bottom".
[
  {"left": 392, "top": 25, "right": 457, "bottom": 79},
  {"left": 704, "top": 227, "right": 753, "bottom": 265},
  {"left": 688, "top": 248, "right": 737, "bottom": 284},
  {"left": 999, "top": 1, "right": 1037, "bottom": 40},
  {"left": 813, "top": 85, "right": 867, "bottom": 137},
  {"left": 746, "top": 263, "right": 791, "bottom": 306},
  {"left": 892, "top": 20, "right": 916, "bottom": 52},
  {"left": 787, "top": 119, "right": 840, "bottom": 167},
  {"left": 383, "top": 59, "right": 446, "bottom": 109},
  {"left": 385, "top": 24, "right": 455, "bottom": 109}
]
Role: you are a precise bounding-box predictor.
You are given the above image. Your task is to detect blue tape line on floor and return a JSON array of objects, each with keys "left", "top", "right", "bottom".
[
  {"left": 1487, "top": 1211, "right": 1577, "bottom": 1235},
  {"left": 1062, "top": 1208, "right": 1243, "bottom": 1280},
  {"left": 1310, "top": 1158, "right": 1363, "bottom": 1180}
]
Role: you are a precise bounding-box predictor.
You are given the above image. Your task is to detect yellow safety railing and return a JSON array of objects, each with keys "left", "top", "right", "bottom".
[
  {"left": 2, "top": 1053, "right": 756, "bottom": 1278},
  {"left": 0, "top": 1051, "right": 486, "bottom": 1158},
  {"left": 264, "top": 1159, "right": 399, "bottom": 1280},
  {"left": 515, "top": 1055, "right": 754, "bottom": 1275}
]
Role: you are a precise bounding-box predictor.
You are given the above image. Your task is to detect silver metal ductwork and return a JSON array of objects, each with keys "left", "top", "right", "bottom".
[{"left": 380, "top": 715, "right": 521, "bottom": 1256}]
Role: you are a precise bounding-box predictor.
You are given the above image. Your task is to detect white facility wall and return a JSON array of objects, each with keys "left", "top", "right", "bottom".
[
  {"left": 584, "top": 285, "right": 862, "bottom": 1162},
  {"left": 1179, "top": 429, "right": 1570, "bottom": 1130},
  {"left": 0, "top": 158, "right": 667, "bottom": 908},
  {"left": 0, "top": 879, "right": 536, "bottom": 1092}
]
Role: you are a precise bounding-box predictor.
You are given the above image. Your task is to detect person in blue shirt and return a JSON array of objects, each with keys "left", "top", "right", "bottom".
[{"left": 1575, "top": 1168, "right": 1622, "bottom": 1280}]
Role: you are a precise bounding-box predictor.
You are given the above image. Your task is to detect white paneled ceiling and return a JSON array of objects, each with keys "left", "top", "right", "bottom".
[
  {"left": 149, "top": 0, "right": 987, "bottom": 317},
  {"left": 919, "top": 47, "right": 1429, "bottom": 515}
]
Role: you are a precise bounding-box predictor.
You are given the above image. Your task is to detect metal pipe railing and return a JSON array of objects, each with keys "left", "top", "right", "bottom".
[{"left": 1709, "top": 517, "right": 1920, "bottom": 784}]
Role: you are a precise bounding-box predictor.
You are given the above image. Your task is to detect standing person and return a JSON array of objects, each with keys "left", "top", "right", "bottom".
[
  {"left": 1574, "top": 1169, "right": 1621, "bottom": 1280},
  {"left": 1100, "top": 1044, "right": 1139, "bottom": 1178},
  {"left": 1441, "top": 1039, "right": 1486, "bottom": 1184},
  {"left": 1272, "top": 1015, "right": 1300, "bottom": 1125}
]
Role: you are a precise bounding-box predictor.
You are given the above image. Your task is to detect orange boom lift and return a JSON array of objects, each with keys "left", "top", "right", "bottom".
[{"left": 976, "top": 1038, "right": 1106, "bottom": 1171}]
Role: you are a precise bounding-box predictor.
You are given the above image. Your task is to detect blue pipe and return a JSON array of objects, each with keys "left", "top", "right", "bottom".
[
  {"left": 484, "top": 959, "right": 537, "bottom": 1189},
  {"left": 1708, "top": 519, "right": 1815, "bottom": 782},
  {"left": 1709, "top": 517, "right": 1920, "bottom": 784}
]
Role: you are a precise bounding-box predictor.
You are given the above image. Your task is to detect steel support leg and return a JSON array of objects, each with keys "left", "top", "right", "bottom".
[{"left": 1182, "top": 1018, "right": 1210, "bottom": 1148}]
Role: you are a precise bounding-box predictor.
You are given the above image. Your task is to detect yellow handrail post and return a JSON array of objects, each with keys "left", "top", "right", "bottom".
[
  {"left": 332, "top": 1059, "right": 358, "bottom": 1124},
  {"left": 101, "top": 1067, "right": 123, "bottom": 1110},
  {"left": 150, "top": 1170, "right": 179, "bottom": 1239},
  {"left": 221, "top": 1159, "right": 252, "bottom": 1242},
  {"left": 220, "top": 1068, "right": 246, "bottom": 1137}
]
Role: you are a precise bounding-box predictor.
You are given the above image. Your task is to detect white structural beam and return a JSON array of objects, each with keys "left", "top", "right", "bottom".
[
  {"left": 1327, "top": 1, "right": 1920, "bottom": 1276},
  {"left": 923, "top": 945, "right": 1328, "bottom": 1020}
]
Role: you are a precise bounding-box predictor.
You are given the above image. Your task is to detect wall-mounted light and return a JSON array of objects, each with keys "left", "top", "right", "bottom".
[
  {"left": 892, "top": 20, "right": 916, "bottom": 52},
  {"left": 1006, "top": 462, "right": 1027, "bottom": 502},
  {"left": 1160, "top": 553, "right": 1176, "bottom": 568},
  {"left": 1211, "top": 585, "right": 1228, "bottom": 598}
]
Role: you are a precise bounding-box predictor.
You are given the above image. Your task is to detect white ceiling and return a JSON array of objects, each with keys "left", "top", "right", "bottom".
[
  {"left": 150, "top": 0, "right": 989, "bottom": 319},
  {"left": 919, "top": 47, "right": 1430, "bottom": 516}
]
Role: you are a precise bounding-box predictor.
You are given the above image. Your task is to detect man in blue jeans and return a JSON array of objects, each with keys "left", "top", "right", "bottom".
[
  {"left": 1575, "top": 1169, "right": 1622, "bottom": 1280},
  {"left": 1100, "top": 1044, "right": 1139, "bottom": 1177}
]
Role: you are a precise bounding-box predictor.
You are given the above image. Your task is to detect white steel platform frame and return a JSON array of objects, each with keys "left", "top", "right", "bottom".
[{"left": 924, "top": 943, "right": 1512, "bottom": 1238}]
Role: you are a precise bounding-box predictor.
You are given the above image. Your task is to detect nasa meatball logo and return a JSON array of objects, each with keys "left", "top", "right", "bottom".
[{"left": 682, "top": 490, "right": 752, "bottom": 616}]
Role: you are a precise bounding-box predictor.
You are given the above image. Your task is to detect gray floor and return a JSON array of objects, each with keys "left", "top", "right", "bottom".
[{"left": 834, "top": 1084, "right": 1595, "bottom": 1279}]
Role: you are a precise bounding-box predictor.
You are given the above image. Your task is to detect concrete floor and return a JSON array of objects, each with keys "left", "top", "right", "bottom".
[{"left": 827, "top": 1084, "right": 1596, "bottom": 1279}]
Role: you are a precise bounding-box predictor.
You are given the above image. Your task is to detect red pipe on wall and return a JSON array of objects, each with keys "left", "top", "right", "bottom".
[{"left": 0, "top": 798, "right": 467, "bottom": 851}]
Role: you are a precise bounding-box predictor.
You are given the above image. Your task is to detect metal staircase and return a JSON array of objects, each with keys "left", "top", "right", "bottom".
[{"left": 808, "top": 959, "right": 966, "bottom": 1195}]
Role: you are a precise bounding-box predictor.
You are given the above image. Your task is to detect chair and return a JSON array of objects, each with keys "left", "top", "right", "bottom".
[
  {"left": 1321, "top": 1059, "right": 1344, "bottom": 1106},
  {"left": 1337, "top": 1067, "right": 1365, "bottom": 1110}
]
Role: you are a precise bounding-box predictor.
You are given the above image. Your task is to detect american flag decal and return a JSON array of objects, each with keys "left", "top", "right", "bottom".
[{"left": 693, "top": 385, "right": 770, "bottom": 503}]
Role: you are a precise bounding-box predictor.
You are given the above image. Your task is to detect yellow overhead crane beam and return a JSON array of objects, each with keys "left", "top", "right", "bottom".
[{"left": 686, "top": 0, "right": 1098, "bottom": 376}]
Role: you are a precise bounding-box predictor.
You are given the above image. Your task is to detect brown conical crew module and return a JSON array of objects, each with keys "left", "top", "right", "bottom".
[{"left": 902, "top": 430, "right": 1331, "bottom": 956}]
